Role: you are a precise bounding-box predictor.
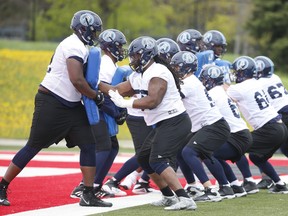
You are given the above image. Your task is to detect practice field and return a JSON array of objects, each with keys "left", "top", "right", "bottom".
[{"left": 0, "top": 149, "right": 287, "bottom": 216}]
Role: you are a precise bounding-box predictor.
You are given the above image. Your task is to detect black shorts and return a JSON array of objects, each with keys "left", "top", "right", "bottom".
[
  {"left": 249, "top": 121, "right": 288, "bottom": 159},
  {"left": 186, "top": 118, "right": 230, "bottom": 160},
  {"left": 26, "top": 92, "right": 95, "bottom": 149},
  {"left": 228, "top": 129, "right": 252, "bottom": 156},
  {"left": 126, "top": 115, "right": 153, "bottom": 155},
  {"left": 91, "top": 118, "right": 119, "bottom": 152},
  {"left": 139, "top": 112, "right": 192, "bottom": 164}
]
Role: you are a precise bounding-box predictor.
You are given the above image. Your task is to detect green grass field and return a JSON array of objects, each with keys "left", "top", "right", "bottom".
[{"left": 92, "top": 192, "right": 288, "bottom": 216}]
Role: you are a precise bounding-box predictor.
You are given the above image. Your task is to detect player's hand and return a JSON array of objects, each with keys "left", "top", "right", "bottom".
[
  {"left": 115, "top": 108, "right": 128, "bottom": 125},
  {"left": 94, "top": 90, "right": 104, "bottom": 106},
  {"left": 108, "top": 90, "right": 134, "bottom": 108}
]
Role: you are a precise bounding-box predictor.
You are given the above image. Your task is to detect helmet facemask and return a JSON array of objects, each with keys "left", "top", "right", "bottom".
[
  {"left": 81, "top": 22, "right": 98, "bottom": 46},
  {"left": 107, "top": 42, "right": 127, "bottom": 61},
  {"left": 129, "top": 52, "right": 144, "bottom": 73}
]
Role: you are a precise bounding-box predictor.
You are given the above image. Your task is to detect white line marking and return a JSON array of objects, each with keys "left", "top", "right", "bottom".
[{"left": 5, "top": 192, "right": 162, "bottom": 216}]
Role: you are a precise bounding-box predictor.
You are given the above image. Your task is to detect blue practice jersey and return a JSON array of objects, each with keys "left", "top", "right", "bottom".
[
  {"left": 214, "top": 58, "right": 232, "bottom": 84},
  {"left": 194, "top": 50, "right": 214, "bottom": 78}
]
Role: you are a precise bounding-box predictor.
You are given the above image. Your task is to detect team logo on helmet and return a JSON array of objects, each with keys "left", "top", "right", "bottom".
[
  {"left": 102, "top": 30, "right": 116, "bottom": 42},
  {"left": 203, "top": 32, "right": 213, "bottom": 43},
  {"left": 141, "top": 37, "right": 155, "bottom": 49},
  {"left": 208, "top": 66, "right": 221, "bottom": 78},
  {"left": 182, "top": 52, "right": 196, "bottom": 63},
  {"left": 236, "top": 58, "right": 249, "bottom": 71},
  {"left": 178, "top": 32, "right": 191, "bottom": 44},
  {"left": 158, "top": 41, "right": 171, "bottom": 54},
  {"left": 80, "top": 13, "right": 95, "bottom": 26},
  {"left": 255, "top": 60, "right": 265, "bottom": 71}
]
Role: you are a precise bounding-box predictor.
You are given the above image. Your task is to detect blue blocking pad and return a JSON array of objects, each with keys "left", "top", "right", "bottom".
[{"left": 83, "top": 47, "right": 101, "bottom": 125}]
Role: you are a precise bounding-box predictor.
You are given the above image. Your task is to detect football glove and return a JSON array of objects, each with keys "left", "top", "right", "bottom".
[
  {"left": 115, "top": 108, "right": 128, "bottom": 125},
  {"left": 94, "top": 90, "right": 104, "bottom": 106},
  {"left": 108, "top": 90, "right": 134, "bottom": 108}
]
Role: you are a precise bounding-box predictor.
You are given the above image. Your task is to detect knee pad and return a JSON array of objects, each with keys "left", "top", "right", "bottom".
[
  {"left": 137, "top": 155, "right": 154, "bottom": 174},
  {"left": 79, "top": 143, "right": 96, "bottom": 167},
  {"left": 150, "top": 161, "right": 170, "bottom": 175}
]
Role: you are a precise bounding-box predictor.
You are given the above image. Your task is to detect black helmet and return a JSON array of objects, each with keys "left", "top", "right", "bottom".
[
  {"left": 177, "top": 29, "right": 204, "bottom": 53},
  {"left": 199, "top": 65, "right": 224, "bottom": 91},
  {"left": 254, "top": 56, "right": 274, "bottom": 78},
  {"left": 203, "top": 30, "right": 227, "bottom": 57},
  {"left": 170, "top": 51, "right": 198, "bottom": 78},
  {"left": 156, "top": 38, "right": 180, "bottom": 64},
  {"left": 70, "top": 10, "right": 103, "bottom": 46},
  {"left": 128, "top": 36, "right": 158, "bottom": 73},
  {"left": 232, "top": 56, "right": 257, "bottom": 83},
  {"left": 99, "top": 29, "right": 127, "bottom": 61}
]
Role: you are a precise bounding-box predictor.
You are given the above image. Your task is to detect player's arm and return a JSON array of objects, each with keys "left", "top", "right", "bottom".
[
  {"left": 99, "top": 80, "right": 135, "bottom": 97},
  {"left": 67, "top": 57, "right": 99, "bottom": 99},
  {"left": 133, "top": 77, "right": 167, "bottom": 109},
  {"left": 108, "top": 77, "right": 167, "bottom": 110}
]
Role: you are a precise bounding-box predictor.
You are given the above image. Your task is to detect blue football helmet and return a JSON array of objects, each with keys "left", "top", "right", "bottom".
[
  {"left": 254, "top": 56, "right": 274, "bottom": 78},
  {"left": 203, "top": 30, "right": 227, "bottom": 58},
  {"left": 99, "top": 29, "right": 127, "bottom": 61},
  {"left": 128, "top": 36, "right": 158, "bottom": 73},
  {"left": 232, "top": 56, "right": 257, "bottom": 83},
  {"left": 156, "top": 38, "right": 180, "bottom": 64},
  {"left": 199, "top": 65, "right": 224, "bottom": 91},
  {"left": 170, "top": 51, "right": 198, "bottom": 78},
  {"left": 176, "top": 29, "right": 204, "bottom": 53},
  {"left": 70, "top": 10, "right": 103, "bottom": 46}
]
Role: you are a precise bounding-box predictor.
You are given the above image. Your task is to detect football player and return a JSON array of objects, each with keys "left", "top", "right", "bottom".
[
  {"left": 255, "top": 56, "right": 288, "bottom": 189},
  {"left": 170, "top": 51, "right": 233, "bottom": 201},
  {"left": 226, "top": 56, "right": 288, "bottom": 194},
  {"left": 0, "top": 10, "right": 112, "bottom": 207},
  {"left": 199, "top": 64, "right": 258, "bottom": 196}
]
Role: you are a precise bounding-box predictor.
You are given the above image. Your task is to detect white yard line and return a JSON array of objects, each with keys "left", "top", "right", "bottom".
[
  {"left": 0, "top": 152, "right": 132, "bottom": 163},
  {"left": 5, "top": 192, "right": 161, "bottom": 216}
]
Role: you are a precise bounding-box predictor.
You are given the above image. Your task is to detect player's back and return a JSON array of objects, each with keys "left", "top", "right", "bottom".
[
  {"left": 258, "top": 74, "right": 288, "bottom": 112},
  {"left": 227, "top": 78, "right": 279, "bottom": 130}
]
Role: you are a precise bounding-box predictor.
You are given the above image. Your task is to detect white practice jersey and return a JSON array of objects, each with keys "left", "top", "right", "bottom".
[
  {"left": 181, "top": 75, "right": 223, "bottom": 133},
  {"left": 41, "top": 33, "right": 89, "bottom": 102},
  {"left": 209, "top": 85, "right": 248, "bottom": 133},
  {"left": 127, "top": 93, "right": 144, "bottom": 117},
  {"left": 128, "top": 62, "right": 186, "bottom": 126},
  {"left": 227, "top": 78, "right": 279, "bottom": 130},
  {"left": 257, "top": 74, "right": 288, "bottom": 112},
  {"left": 99, "top": 54, "right": 117, "bottom": 83}
]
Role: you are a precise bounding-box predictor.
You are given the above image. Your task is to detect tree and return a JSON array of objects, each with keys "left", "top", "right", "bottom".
[
  {"left": 247, "top": 0, "right": 288, "bottom": 72},
  {"left": 35, "top": 0, "right": 101, "bottom": 41}
]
